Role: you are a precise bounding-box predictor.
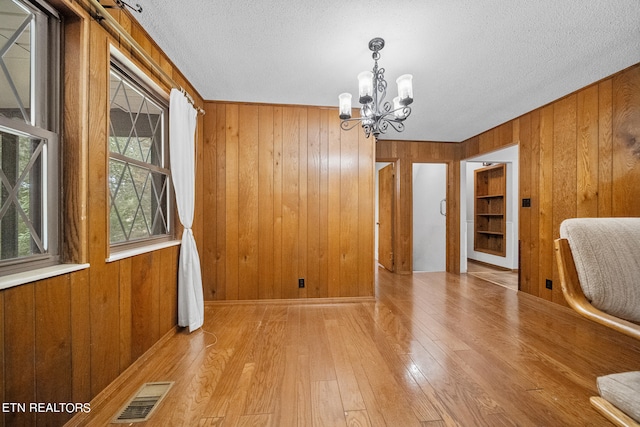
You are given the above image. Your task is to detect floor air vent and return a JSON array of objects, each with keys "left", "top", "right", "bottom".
[{"left": 113, "top": 381, "right": 174, "bottom": 423}]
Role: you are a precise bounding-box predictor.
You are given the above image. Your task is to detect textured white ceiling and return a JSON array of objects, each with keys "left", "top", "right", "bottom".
[{"left": 131, "top": 0, "right": 640, "bottom": 142}]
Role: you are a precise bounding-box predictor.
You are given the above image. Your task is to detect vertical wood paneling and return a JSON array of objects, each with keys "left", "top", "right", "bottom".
[
  {"left": 479, "top": 130, "right": 495, "bottom": 153},
  {"left": 576, "top": 86, "right": 599, "bottom": 217},
  {"left": 70, "top": 269, "right": 91, "bottom": 403},
  {"left": 612, "top": 66, "right": 640, "bottom": 216},
  {"left": 298, "top": 108, "right": 309, "bottom": 298},
  {"left": 158, "top": 247, "right": 178, "bottom": 334},
  {"left": 327, "top": 112, "right": 342, "bottom": 297},
  {"left": 552, "top": 95, "right": 577, "bottom": 303},
  {"left": 202, "top": 103, "right": 218, "bottom": 299},
  {"left": 273, "top": 107, "right": 284, "bottom": 298},
  {"left": 131, "top": 253, "right": 160, "bottom": 360},
  {"left": 358, "top": 130, "right": 375, "bottom": 295},
  {"left": 447, "top": 160, "right": 461, "bottom": 273},
  {"left": 282, "top": 107, "right": 300, "bottom": 298},
  {"left": 225, "top": 105, "right": 240, "bottom": 300},
  {"left": 318, "top": 109, "right": 330, "bottom": 298},
  {"left": 398, "top": 158, "right": 413, "bottom": 273},
  {"left": 537, "top": 105, "right": 554, "bottom": 299},
  {"left": 119, "top": 258, "right": 132, "bottom": 371},
  {"left": 459, "top": 64, "right": 640, "bottom": 305},
  {"left": 529, "top": 110, "right": 541, "bottom": 297},
  {"left": 150, "top": 253, "right": 162, "bottom": 341},
  {"left": 202, "top": 102, "right": 375, "bottom": 299},
  {"left": 598, "top": 80, "right": 613, "bottom": 217},
  {"left": 35, "top": 276, "right": 72, "bottom": 427},
  {"left": 194, "top": 102, "right": 206, "bottom": 264},
  {"left": 259, "top": 106, "right": 275, "bottom": 299},
  {"left": 238, "top": 105, "right": 260, "bottom": 300},
  {"left": 340, "top": 126, "right": 359, "bottom": 296},
  {"left": 307, "top": 109, "right": 321, "bottom": 298},
  {"left": 4, "top": 284, "right": 36, "bottom": 426},
  {"left": 88, "top": 19, "right": 122, "bottom": 397},
  {"left": 518, "top": 114, "right": 532, "bottom": 294},
  {"left": 215, "top": 104, "right": 228, "bottom": 300},
  {"left": 62, "top": 16, "right": 88, "bottom": 264}
]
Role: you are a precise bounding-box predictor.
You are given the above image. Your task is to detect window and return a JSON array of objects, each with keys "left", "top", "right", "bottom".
[
  {"left": 0, "top": 0, "right": 60, "bottom": 275},
  {"left": 108, "top": 61, "right": 172, "bottom": 250}
]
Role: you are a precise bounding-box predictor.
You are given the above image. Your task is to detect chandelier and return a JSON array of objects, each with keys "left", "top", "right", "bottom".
[{"left": 338, "top": 37, "right": 413, "bottom": 140}]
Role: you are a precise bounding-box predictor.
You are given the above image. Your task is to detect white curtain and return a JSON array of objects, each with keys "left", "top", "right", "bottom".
[{"left": 169, "top": 88, "right": 203, "bottom": 332}]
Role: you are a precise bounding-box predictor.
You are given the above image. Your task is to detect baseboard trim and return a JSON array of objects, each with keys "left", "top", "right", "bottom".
[
  {"left": 205, "top": 296, "right": 376, "bottom": 306},
  {"left": 64, "top": 325, "right": 179, "bottom": 426}
]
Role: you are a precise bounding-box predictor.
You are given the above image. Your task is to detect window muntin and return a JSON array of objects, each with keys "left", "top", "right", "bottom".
[
  {"left": 0, "top": 0, "right": 59, "bottom": 275},
  {"left": 0, "top": 0, "right": 32, "bottom": 122},
  {"left": 108, "top": 64, "right": 171, "bottom": 247}
]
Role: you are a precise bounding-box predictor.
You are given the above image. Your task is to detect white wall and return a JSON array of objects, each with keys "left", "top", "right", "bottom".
[
  {"left": 460, "top": 145, "right": 519, "bottom": 271},
  {"left": 413, "top": 163, "right": 447, "bottom": 272}
]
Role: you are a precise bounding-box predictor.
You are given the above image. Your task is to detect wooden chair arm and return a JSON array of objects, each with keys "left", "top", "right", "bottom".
[
  {"left": 554, "top": 238, "right": 640, "bottom": 341},
  {"left": 590, "top": 397, "right": 640, "bottom": 427}
]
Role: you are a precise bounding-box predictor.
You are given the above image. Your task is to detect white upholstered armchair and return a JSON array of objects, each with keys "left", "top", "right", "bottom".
[{"left": 555, "top": 218, "right": 640, "bottom": 427}]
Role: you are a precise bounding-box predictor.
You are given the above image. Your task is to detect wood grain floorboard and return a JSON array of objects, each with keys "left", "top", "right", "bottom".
[{"left": 67, "top": 267, "right": 640, "bottom": 426}]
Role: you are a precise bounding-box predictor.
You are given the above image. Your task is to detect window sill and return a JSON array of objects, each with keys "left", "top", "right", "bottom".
[
  {"left": 107, "top": 239, "right": 181, "bottom": 263},
  {"left": 0, "top": 263, "right": 91, "bottom": 291}
]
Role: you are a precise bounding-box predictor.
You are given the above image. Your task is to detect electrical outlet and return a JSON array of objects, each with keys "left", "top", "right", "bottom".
[
  {"left": 298, "top": 278, "right": 305, "bottom": 288},
  {"left": 522, "top": 198, "right": 531, "bottom": 207},
  {"left": 545, "top": 279, "right": 552, "bottom": 290}
]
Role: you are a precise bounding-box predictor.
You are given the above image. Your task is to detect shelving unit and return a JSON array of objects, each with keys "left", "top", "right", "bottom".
[{"left": 474, "top": 163, "right": 506, "bottom": 257}]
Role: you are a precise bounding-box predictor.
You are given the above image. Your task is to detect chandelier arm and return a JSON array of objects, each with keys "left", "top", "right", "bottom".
[
  {"left": 340, "top": 118, "right": 366, "bottom": 131},
  {"left": 377, "top": 120, "right": 389, "bottom": 134},
  {"left": 380, "top": 106, "right": 412, "bottom": 121},
  {"left": 361, "top": 124, "right": 373, "bottom": 138},
  {"left": 382, "top": 118, "right": 405, "bottom": 133}
]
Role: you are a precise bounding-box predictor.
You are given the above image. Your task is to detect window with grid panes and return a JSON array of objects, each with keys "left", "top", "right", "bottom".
[
  {"left": 108, "top": 61, "right": 172, "bottom": 250},
  {"left": 0, "top": 0, "right": 60, "bottom": 275}
]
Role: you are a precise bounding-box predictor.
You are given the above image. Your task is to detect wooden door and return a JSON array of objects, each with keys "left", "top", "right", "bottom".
[{"left": 378, "top": 163, "right": 394, "bottom": 271}]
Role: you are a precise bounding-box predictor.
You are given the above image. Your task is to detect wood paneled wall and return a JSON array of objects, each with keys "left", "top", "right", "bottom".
[
  {"left": 201, "top": 103, "right": 375, "bottom": 300},
  {"left": 377, "top": 63, "right": 640, "bottom": 307},
  {"left": 465, "top": 63, "right": 640, "bottom": 304},
  {"left": 0, "top": 3, "right": 201, "bottom": 425},
  {"left": 515, "top": 65, "right": 640, "bottom": 303},
  {"left": 375, "top": 141, "right": 462, "bottom": 274}
]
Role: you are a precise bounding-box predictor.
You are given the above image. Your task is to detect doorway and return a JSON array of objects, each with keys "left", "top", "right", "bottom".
[
  {"left": 413, "top": 163, "right": 447, "bottom": 272},
  {"left": 459, "top": 145, "right": 519, "bottom": 273},
  {"left": 376, "top": 162, "right": 394, "bottom": 270}
]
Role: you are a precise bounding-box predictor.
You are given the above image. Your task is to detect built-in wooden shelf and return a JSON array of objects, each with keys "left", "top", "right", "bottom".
[{"left": 474, "top": 164, "right": 506, "bottom": 257}]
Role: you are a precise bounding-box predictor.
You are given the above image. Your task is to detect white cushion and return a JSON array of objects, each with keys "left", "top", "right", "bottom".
[
  {"left": 597, "top": 371, "right": 640, "bottom": 422},
  {"left": 560, "top": 218, "right": 640, "bottom": 323}
]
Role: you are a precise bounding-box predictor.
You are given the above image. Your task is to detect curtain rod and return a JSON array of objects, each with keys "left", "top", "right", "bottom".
[{"left": 85, "top": 0, "right": 205, "bottom": 115}]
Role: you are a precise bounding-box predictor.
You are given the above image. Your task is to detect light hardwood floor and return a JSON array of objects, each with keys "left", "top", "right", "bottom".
[
  {"left": 68, "top": 268, "right": 640, "bottom": 426},
  {"left": 466, "top": 260, "right": 519, "bottom": 291}
]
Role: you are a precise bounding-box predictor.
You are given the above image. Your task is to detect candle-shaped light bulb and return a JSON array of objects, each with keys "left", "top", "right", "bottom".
[
  {"left": 393, "top": 96, "right": 404, "bottom": 118},
  {"left": 338, "top": 93, "right": 352, "bottom": 119},
  {"left": 396, "top": 74, "right": 413, "bottom": 106},
  {"left": 358, "top": 71, "right": 374, "bottom": 104}
]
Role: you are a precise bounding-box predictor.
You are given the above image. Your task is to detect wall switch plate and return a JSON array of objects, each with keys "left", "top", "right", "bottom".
[
  {"left": 545, "top": 279, "right": 552, "bottom": 290},
  {"left": 298, "top": 278, "right": 305, "bottom": 288}
]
